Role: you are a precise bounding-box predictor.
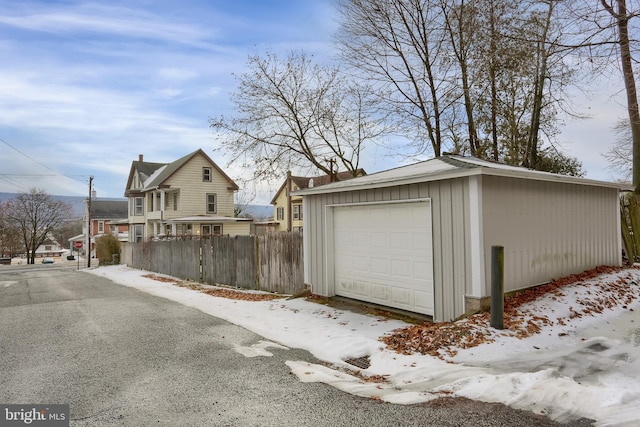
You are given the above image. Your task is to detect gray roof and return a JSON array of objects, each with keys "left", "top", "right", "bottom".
[
  {"left": 90, "top": 200, "right": 128, "bottom": 220},
  {"left": 138, "top": 149, "right": 238, "bottom": 191},
  {"left": 294, "top": 155, "right": 630, "bottom": 196}
]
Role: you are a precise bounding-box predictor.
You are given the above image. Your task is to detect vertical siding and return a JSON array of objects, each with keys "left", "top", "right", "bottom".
[
  {"left": 482, "top": 176, "right": 620, "bottom": 293},
  {"left": 305, "top": 178, "right": 470, "bottom": 322}
]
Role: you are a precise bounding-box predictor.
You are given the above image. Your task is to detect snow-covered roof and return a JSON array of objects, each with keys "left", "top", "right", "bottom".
[{"left": 294, "top": 155, "right": 630, "bottom": 196}]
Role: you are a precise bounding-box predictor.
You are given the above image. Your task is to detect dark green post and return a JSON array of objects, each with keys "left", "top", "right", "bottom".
[{"left": 491, "top": 245, "right": 504, "bottom": 330}]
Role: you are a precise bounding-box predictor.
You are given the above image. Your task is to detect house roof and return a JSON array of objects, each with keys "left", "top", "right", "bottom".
[
  {"left": 90, "top": 200, "right": 128, "bottom": 220},
  {"left": 293, "top": 155, "right": 631, "bottom": 196},
  {"left": 270, "top": 168, "right": 366, "bottom": 204},
  {"left": 124, "top": 149, "right": 239, "bottom": 196}
]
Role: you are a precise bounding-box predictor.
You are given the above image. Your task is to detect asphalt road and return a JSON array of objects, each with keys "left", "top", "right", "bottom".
[{"left": 0, "top": 265, "right": 594, "bottom": 426}]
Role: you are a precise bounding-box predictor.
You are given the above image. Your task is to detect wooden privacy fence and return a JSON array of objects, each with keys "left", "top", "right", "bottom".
[{"left": 120, "top": 233, "right": 305, "bottom": 295}]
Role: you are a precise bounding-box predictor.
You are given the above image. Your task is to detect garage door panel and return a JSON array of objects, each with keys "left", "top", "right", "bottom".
[
  {"left": 353, "top": 256, "right": 370, "bottom": 274},
  {"left": 391, "top": 259, "right": 411, "bottom": 277},
  {"left": 333, "top": 201, "right": 434, "bottom": 316},
  {"left": 390, "top": 232, "right": 411, "bottom": 249},
  {"left": 391, "top": 287, "right": 411, "bottom": 305},
  {"left": 371, "top": 232, "right": 387, "bottom": 248},
  {"left": 371, "top": 283, "right": 388, "bottom": 300},
  {"left": 415, "top": 290, "right": 434, "bottom": 312},
  {"left": 371, "top": 258, "right": 389, "bottom": 275}
]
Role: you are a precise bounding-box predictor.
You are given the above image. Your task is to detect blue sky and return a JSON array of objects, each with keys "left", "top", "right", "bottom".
[{"left": 0, "top": 0, "right": 630, "bottom": 204}]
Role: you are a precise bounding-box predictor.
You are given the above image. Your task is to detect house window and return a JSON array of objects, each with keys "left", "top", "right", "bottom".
[
  {"left": 149, "top": 195, "right": 154, "bottom": 211},
  {"left": 98, "top": 221, "right": 104, "bottom": 233},
  {"left": 277, "top": 206, "right": 284, "bottom": 221},
  {"left": 173, "top": 193, "right": 178, "bottom": 211},
  {"left": 134, "top": 225, "right": 143, "bottom": 242},
  {"left": 201, "top": 225, "right": 211, "bottom": 236},
  {"left": 206, "top": 193, "right": 217, "bottom": 214},
  {"left": 213, "top": 225, "right": 222, "bottom": 235},
  {"left": 182, "top": 224, "right": 192, "bottom": 235},
  {"left": 203, "top": 167, "right": 212, "bottom": 182},
  {"left": 293, "top": 205, "right": 302, "bottom": 220},
  {"left": 134, "top": 197, "right": 143, "bottom": 216}
]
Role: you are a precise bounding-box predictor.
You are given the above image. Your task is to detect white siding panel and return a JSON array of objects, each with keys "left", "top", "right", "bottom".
[{"left": 482, "top": 176, "right": 620, "bottom": 293}]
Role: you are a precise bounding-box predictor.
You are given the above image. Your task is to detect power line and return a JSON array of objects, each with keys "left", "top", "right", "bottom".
[{"left": 0, "top": 136, "right": 88, "bottom": 184}]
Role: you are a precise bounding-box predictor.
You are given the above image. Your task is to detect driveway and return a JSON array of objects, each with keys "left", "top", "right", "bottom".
[{"left": 0, "top": 265, "right": 590, "bottom": 426}]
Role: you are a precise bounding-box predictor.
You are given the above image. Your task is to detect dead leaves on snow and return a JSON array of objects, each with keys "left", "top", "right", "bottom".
[
  {"left": 381, "top": 265, "right": 640, "bottom": 359},
  {"left": 142, "top": 273, "right": 285, "bottom": 301}
]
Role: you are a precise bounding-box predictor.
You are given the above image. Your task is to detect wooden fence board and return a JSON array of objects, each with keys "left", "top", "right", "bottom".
[{"left": 121, "top": 233, "right": 304, "bottom": 295}]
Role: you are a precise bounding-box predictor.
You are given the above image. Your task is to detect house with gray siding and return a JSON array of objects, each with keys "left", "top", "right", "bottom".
[{"left": 295, "top": 155, "right": 628, "bottom": 322}]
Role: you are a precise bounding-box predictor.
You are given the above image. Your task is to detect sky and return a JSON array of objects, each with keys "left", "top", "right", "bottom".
[
  {"left": 86, "top": 263, "right": 640, "bottom": 426},
  {"left": 0, "top": 0, "right": 631, "bottom": 205}
]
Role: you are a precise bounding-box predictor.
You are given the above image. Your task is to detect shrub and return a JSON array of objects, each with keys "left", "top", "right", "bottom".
[{"left": 95, "top": 233, "right": 121, "bottom": 265}]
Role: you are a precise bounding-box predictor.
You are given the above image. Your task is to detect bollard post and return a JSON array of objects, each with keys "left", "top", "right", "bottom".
[{"left": 491, "top": 245, "right": 504, "bottom": 330}]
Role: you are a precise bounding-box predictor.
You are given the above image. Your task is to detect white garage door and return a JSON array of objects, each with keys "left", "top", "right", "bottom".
[{"left": 333, "top": 201, "right": 434, "bottom": 316}]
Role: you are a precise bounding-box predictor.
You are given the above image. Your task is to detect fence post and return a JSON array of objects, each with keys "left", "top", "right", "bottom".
[{"left": 491, "top": 245, "right": 504, "bottom": 330}]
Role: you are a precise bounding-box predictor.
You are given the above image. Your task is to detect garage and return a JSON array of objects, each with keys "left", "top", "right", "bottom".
[
  {"left": 332, "top": 201, "right": 434, "bottom": 315},
  {"left": 297, "top": 155, "right": 625, "bottom": 322}
]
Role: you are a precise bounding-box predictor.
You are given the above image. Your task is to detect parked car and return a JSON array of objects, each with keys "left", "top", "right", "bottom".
[{"left": 42, "top": 257, "right": 54, "bottom": 264}]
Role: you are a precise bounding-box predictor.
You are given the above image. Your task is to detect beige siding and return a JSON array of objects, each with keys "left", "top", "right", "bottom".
[
  {"left": 222, "top": 222, "right": 252, "bottom": 236},
  {"left": 163, "top": 152, "right": 236, "bottom": 220},
  {"left": 272, "top": 188, "right": 287, "bottom": 232},
  {"left": 481, "top": 175, "right": 621, "bottom": 294},
  {"left": 304, "top": 178, "right": 470, "bottom": 322}
]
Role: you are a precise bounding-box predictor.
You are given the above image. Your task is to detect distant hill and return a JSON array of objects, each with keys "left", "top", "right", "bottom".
[
  {"left": 242, "top": 204, "right": 273, "bottom": 221},
  {"left": 0, "top": 192, "right": 114, "bottom": 218},
  {"left": 0, "top": 192, "right": 272, "bottom": 221}
]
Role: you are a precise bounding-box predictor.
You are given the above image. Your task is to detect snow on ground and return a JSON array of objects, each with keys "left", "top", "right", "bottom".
[{"left": 86, "top": 265, "right": 640, "bottom": 426}]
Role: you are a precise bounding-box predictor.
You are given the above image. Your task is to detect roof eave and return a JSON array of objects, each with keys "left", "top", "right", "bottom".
[{"left": 294, "top": 167, "right": 630, "bottom": 196}]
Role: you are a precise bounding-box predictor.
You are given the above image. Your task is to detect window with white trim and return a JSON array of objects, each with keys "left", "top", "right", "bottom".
[
  {"left": 206, "top": 193, "right": 217, "bottom": 214},
  {"left": 276, "top": 206, "right": 284, "bottom": 221},
  {"left": 134, "top": 197, "right": 143, "bottom": 216},
  {"left": 293, "top": 204, "right": 302, "bottom": 220},
  {"left": 203, "top": 167, "right": 212, "bottom": 182}
]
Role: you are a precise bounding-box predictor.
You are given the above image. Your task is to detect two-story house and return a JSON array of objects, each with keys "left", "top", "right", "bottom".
[
  {"left": 68, "top": 198, "right": 129, "bottom": 258},
  {"left": 124, "top": 149, "right": 251, "bottom": 241},
  {"left": 87, "top": 199, "right": 129, "bottom": 254},
  {"left": 271, "top": 169, "right": 366, "bottom": 232}
]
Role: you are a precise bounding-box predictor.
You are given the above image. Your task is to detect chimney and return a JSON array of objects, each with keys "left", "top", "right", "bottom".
[{"left": 139, "top": 154, "right": 144, "bottom": 162}]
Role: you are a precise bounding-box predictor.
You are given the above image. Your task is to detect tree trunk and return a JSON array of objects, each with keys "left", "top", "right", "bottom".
[
  {"left": 526, "top": 1, "right": 553, "bottom": 169},
  {"left": 612, "top": 0, "right": 640, "bottom": 192}
]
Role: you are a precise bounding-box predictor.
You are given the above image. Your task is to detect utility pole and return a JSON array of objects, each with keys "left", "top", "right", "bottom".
[{"left": 87, "top": 176, "right": 93, "bottom": 268}]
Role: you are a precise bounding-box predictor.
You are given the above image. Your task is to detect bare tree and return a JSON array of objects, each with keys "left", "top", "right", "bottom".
[
  {"left": 604, "top": 118, "right": 633, "bottom": 180},
  {"left": 210, "top": 50, "right": 386, "bottom": 181},
  {"left": 0, "top": 200, "right": 23, "bottom": 257},
  {"left": 336, "top": 0, "right": 582, "bottom": 174},
  {"left": 336, "top": 0, "right": 456, "bottom": 158},
  {"left": 3, "top": 189, "right": 73, "bottom": 264},
  {"left": 600, "top": 0, "right": 640, "bottom": 192}
]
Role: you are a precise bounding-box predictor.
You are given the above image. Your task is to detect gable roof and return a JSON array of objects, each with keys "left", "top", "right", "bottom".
[
  {"left": 124, "top": 149, "right": 238, "bottom": 196},
  {"left": 270, "top": 169, "right": 366, "bottom": 204},
  {"left": 294, "top": 155, "right": 629, "bottom": 196},
  {"left": 90, "top": 200, "right": 128, "bottom": 220}
]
